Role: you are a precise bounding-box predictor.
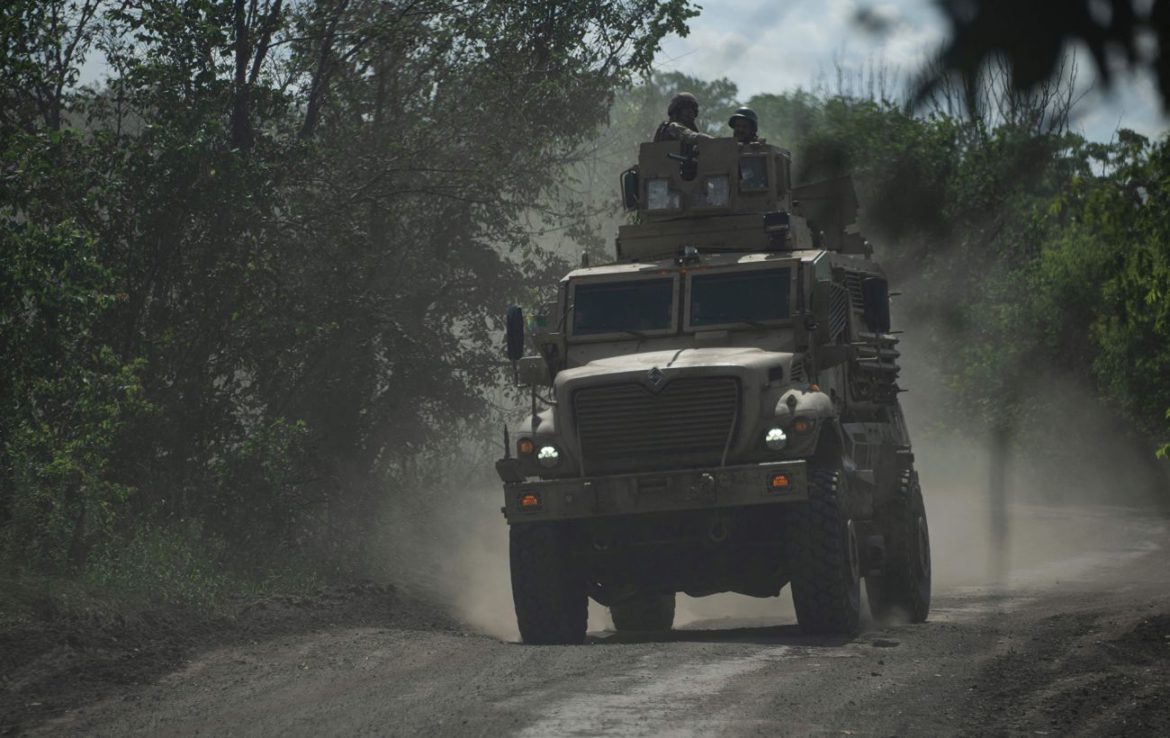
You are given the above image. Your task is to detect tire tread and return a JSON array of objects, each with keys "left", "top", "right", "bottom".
[
  {"left": 867, "top": 469, "right": 931, "bottom": 623},
  {"left": 786, "top": 466, "right": 861, "bottom": 635},
  {"left": 510, "top": 523, "right": 588, "bottom": 645}
]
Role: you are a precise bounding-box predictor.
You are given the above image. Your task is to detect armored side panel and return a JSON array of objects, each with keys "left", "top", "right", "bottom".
[
  {"left": 617, "top": 139, "right": 811, "bottom": 261},
  {"left": 635, "top": 139, "right": 791, "bottom": 220}
]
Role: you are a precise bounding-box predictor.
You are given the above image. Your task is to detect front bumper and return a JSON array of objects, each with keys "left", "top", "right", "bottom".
[{"left": 500, "top": 460, "right": 807, "bottom": 523}]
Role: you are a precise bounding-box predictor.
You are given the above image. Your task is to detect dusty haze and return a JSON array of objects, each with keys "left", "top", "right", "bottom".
[{"left": 376, "top": 326, "right": 1168, "bottom": 640}]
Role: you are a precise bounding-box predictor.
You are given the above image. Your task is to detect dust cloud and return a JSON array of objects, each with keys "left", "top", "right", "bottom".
[
  {"left": 375, "top": 484, "right": 524, "bottom": 641},
  {"left": 900, "top": 333, "right": 1170, "bottom": 594},
  {"left": 378, "top": 481, "right": 795, "bottom": 637},
  {"left": 377, "top": 335, "right": 1167, "bottom": 639}
]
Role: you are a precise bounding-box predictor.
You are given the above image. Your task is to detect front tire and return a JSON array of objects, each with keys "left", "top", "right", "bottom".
[
  {"left": 510, "top": 523, "right": 588, "bottom": 645},
  {"left": 610, "top": 593, "right": 676, "bottom": 632},
  {"left": 785, "top": 464, "right": 862, "bottom": 635},
  {"left": 866, "top": 468, "right": 931, "bottom": 623}
]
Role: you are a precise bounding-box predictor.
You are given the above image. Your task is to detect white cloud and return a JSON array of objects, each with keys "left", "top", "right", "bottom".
[
  {"left": 1074, "top": 68, "right": 1169, "bottom": 142},
  {"left": 656, "top": 0, "right": 946, "bottom": 99},
  {"left": 657, "top": 0, "right": 1169, "bottom": 141}
]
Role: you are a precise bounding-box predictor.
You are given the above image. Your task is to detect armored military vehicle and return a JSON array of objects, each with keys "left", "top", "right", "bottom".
[{"left": 496, "top": 135, "right": 930, "bottom": 645}]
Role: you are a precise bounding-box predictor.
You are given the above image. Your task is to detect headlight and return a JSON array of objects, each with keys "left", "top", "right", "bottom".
[
  {"left": 764, "top": 427, "right": 787, "bottom": 451},
  {"left": 537, "top": 445, "right": 562, "bottom": 468}
]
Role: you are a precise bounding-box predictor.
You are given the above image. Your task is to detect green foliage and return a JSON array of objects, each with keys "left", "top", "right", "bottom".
[
  {"left": 80, "top": 520, "right": 325, "bottom": 609},
  {"left": 1159, "top": 409, "right": 1170, "bottom": 459},
  {"left": 1033, "top": 132, "right": 1170, "bottom": 446},
  {"left": 1, "top": 0, "right": 697, "bottom": 589},
  {"left": 0, "top": 216, "right": 147, "bottom": 572},
  {"left": 84, "top": 523, "right": 235, "bottom": 608},
  {"left": 1, "top": 0, "right": 102, "bottom": 132},
  {"left": 208, "top": 419, "right": 312, "bottom": 561}
]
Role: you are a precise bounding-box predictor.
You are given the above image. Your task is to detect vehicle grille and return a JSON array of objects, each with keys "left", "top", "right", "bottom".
[
  {"left": 844, "top": 270, "right": 866, "bottom": 310},
  {"left": 828, "top": 282, "right": 850, "bottom": 340},
  {"left": 573, "top": 377, "right": 740, "bottom": 473},
  {"left": 789, "top": 358, "right": 806, "bottom": 384}
]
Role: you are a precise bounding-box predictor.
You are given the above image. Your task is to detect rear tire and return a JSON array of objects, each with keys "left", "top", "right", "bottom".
[
  {"left": 866, "top": 469, "right": 931, "bottom": 623},
  {"left": 510, "top": 523, "right": 588, "bottom": 645},
  {"left": 785, "top": 463, "right": 862, "bottom": 635},
  {"left": 610, "top": 593, "right": 676, "bottom": 632}
]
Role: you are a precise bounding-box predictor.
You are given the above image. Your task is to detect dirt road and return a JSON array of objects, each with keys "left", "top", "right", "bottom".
[{"left": 7, "top": 500, "right": 1168, "bottom": 737}]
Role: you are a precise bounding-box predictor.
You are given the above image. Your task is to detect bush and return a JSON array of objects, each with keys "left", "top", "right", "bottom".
[{"left": 0, "top": 220, "right": 147, "bottom": 573}]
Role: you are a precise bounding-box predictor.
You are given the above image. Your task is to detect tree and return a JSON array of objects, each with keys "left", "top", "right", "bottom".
[
  {"left": 1033, "top": 131, "right": 1170, "bottom": 450},
  {"left": 0, "top": 0, "right": 102, "bottom": 133},
  {"left": 0, "top": 171, "right": 146, "bottom": 571},
  {"left": 1, "top": 0, "right": 698, "bottom": 578},
  {"left": 917, "top": 0, "right": 1170, "bottom": 116}
]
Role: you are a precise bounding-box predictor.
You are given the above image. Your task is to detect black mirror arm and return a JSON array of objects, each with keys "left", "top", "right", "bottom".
[{"left": 505, "top": 306, "right": 524, "bottom": 357}]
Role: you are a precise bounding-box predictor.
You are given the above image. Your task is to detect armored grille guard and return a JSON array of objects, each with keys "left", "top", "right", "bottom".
[{"left": 572, "top": 377, "right": 741, "bottom": 476}]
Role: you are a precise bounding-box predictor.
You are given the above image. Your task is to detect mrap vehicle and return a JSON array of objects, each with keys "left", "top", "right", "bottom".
[{"left": 496, "top": 135, "right": 930, "bottom": 644}]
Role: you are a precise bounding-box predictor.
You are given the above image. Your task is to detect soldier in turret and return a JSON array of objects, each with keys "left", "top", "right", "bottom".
[
  {"left": 654, "top": 92, "right": 714, "bottom": 144},
  {"left": 729, "top": 107, "right": 760, "bottom": 143}
]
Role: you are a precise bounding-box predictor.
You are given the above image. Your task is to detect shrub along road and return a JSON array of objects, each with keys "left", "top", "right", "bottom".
[{"left": 5, "top": 505, "right": 1170, "bottom": 737}]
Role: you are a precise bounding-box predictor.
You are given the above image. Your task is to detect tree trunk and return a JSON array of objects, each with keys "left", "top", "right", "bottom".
[
  {"left": 230, "top": 0, "right": 253, "bottom": 150},
  {"left": 300, "top": 0, "right": 350, "bottom": 139}
]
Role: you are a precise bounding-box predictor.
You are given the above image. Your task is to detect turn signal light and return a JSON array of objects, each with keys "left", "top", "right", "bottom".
[
  {"left": 519, "top": 492, "right": 542, "bottom": 510},
  {"left": 792, "top": 418, "right": 811, "bottom": 434},
  {"left": 769, "top": 473, "right": 790, "bottom": 491},
  {"left": 517, "top": 438, "right": 535, "bottom": 455}
]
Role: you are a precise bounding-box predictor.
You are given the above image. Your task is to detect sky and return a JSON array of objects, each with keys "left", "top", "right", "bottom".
[{"left": 652, "top": 0, "right": 1169, "bottom": 143}]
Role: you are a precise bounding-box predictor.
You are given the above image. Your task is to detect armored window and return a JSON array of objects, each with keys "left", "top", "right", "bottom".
[
  {"left": 689, "top": 268, "right": 792, "bottom": 328},
  {"left": 739, "top": 156, "right": 769, "bottom": 191},
  {"left": 646, "top": 178, "right": 681, "bottom": 210},
  {"left": 694, "top": 175, "right": 730, "bottom": 208},
  {"left": 571, "top": 278, "right": 676, "bottom": 336}
]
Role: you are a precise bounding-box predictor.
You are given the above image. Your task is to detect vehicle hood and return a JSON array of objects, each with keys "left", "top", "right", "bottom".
[{"left": 554, "top": 347, "right": 791, "bottom": 391}]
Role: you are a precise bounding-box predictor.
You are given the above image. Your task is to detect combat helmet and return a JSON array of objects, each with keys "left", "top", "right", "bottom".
[
  {"left": 728, "top": 107, "right": 759, "bottom": 133},
  {"left": 668, "top": 92, "right": 699, "bottom": 118}
]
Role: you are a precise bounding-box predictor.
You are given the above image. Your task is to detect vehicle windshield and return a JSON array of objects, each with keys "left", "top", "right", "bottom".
[
  {"left": 572, "top": 278, "right": 674, "bottom": 336},
  {"left": 690, "top": 268, "right": 791, "bottom": 327}
]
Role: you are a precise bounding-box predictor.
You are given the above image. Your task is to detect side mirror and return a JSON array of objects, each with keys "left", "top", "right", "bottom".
[
  {"left": 505, "top": 305, "right": 525, "bottom": 361},
  {"left": 861, "top": 277, "right": 891, "bottom": 334},
  {"left": 620, "top": 167, "right": 639, "bottom": 210}
]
